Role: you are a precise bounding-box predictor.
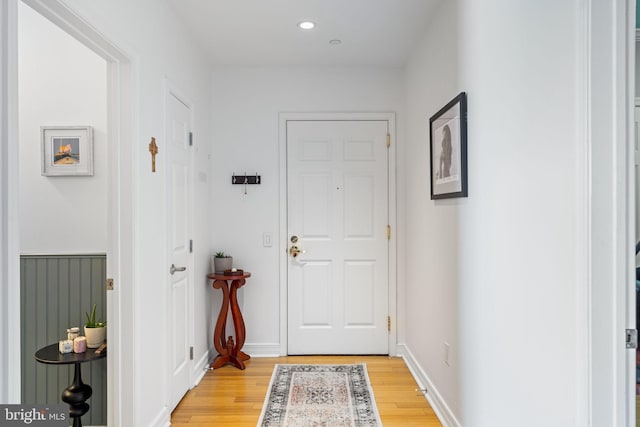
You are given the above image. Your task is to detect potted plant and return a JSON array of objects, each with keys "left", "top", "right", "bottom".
[
  {"left": 84, "top": 303, "right": 107, "bottom": 348},
  {"left": 213, "top": 251, "right": 233, "bottom": 274}
]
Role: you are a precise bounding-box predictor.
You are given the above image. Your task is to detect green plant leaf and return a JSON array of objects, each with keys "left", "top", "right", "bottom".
[{"left": 85, "top": 303, "right": 105, "bottom": 328}]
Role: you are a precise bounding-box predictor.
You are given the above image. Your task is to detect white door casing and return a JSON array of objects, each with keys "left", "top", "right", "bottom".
[
  {"left": 286, "top": 119, "right": 390, "bottom": 355},
  {"left": 584, "top": 1, "right": 635, "bottom": 425},
  {"left": 166, "top": 88, "right": 193, "bottom": 411},
  {"left": 0, "top": 0, "right": 20, "bottom": 404}
]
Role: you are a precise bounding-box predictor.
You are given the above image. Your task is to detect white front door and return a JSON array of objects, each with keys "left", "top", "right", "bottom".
[
  {"left": 166, "top": 90, "right": 193, "bottom": 411},
  {"left": 286, "top": 120, "right": 389, "bottom": 355}
]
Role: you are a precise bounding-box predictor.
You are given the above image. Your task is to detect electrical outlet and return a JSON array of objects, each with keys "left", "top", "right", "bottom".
[{"left": 444, "top": 342, "right": 450, "bottom": 367}]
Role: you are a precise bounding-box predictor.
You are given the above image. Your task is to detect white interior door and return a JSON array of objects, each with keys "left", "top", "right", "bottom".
[
  {"left": 287, "top": 120, "right": 389, "bottom": 355},
  {"left": 167, "top": 90, "right": 193, "bottom": 411}
]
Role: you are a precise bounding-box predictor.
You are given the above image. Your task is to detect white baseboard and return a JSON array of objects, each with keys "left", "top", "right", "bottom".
[
  {"left": 241, "top": 342, "right": 281, "bottom": 357},
  {"left": 199, "top": 343, "right": 280, "bottom": 371},
  {"left": 396, "top": 343, "right": 461, "bottom": 427},
  {"left": 191, "top": 350, "right": 210, "bottom": 387},
  {"left": 148, "top": 406, "right": 171, "bottom": 427}
]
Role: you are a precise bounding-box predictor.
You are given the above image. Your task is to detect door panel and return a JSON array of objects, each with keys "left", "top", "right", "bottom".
[
  {"left": 344, "top": 175, "right": 375, "bottom": 237},
  {"left": 287, "top": 120, "right": 389, "bottom": 355},
  {"left": 301, "top": 173, "right": 331, "bottom": 237},
  {"left": 344, "top": 261, "right": 376, "bottom": 325},
  {"left": 167, "top": 91, "right": 192, "bottom": 411},
  {"left": 301, "top": 261, "right": 332, "bottom": 325}
]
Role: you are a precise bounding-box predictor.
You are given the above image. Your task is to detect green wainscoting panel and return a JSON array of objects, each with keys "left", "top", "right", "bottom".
[{"left": 20, "top": 254, "right": 107, "bottom": 426}]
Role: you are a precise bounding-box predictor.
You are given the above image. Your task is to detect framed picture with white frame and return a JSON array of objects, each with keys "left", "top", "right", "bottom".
[{"left": 41, "top": 126, "right": 94, "bottom": 176}]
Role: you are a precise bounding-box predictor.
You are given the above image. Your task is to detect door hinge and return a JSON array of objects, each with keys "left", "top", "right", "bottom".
[
  {"left": 189, "top": 239, "right": 193, "bottom": 253},
  {"left": 387, "top": 316, "right": 391, "bottom": 332},
  {"left": 386, "top": 133, "right": 391, "bottom": 148},
  {"left": 189, "top": 132, "right": 193, "bottom": 146},
  {"left": 626, "top": 329, "right": 638, "bottom": 349},
  {"left": 106, "top": 278, "right": 114, "bottom": 291},
  {"left": 386, "top": 225, "right": 391, "bottom": 240},
  {"left": 190, "top": 346, "right": 194, "bottom": 360}
]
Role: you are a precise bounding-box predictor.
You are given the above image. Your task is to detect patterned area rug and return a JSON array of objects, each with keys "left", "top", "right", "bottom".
[{"left": 257, "top": 364, "right": 382, "bottom": 427}]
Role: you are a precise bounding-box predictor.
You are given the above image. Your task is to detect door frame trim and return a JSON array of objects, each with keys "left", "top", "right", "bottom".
[
  {"left": 0, "top": 0, "right": 20, "bottom": 403},
  {"left": 582, "top": 0, "right": 636, "bottom": 425},
  {"left": 278, "top": 112, "right": 397, "bottom": 356}
]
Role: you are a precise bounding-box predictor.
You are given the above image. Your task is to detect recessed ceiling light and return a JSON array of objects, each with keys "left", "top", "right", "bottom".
[
  {"left": 298, "top": 21, "right": 315, "bottom": 30},
  {"left": 329, "top": 39, "right": 342, "bottom": 45}
]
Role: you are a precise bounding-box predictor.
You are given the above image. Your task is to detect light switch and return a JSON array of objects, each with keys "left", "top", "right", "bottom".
[{"left": 263, "top": 232, "right": 273, "bottom": 247}]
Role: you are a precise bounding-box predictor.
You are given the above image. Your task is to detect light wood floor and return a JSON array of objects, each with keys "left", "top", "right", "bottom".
[{"left": 171, "top": 355, "right": 443, "bottom": 427}]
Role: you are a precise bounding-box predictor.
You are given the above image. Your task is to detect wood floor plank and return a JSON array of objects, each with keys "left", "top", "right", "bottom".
[{"left": 171, "top": 355, "right": 442, "bottom": 427}]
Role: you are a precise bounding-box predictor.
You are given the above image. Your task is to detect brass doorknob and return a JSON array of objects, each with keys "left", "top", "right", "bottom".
[{"left": 289, "top": 245, "right": 305, "bottom": 258}]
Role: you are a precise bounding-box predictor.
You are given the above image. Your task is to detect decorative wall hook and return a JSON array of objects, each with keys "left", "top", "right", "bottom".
[{"left": 231, "top": 173, "right": 261, "bottom": 185}]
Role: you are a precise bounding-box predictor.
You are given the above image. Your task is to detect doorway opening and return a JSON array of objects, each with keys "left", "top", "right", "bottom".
[
  {"left": 10, "top": 0, "right": 136, "bottom": 425},
  {"left": 18, "top": 3, "right": 108, "bottom": 424}
]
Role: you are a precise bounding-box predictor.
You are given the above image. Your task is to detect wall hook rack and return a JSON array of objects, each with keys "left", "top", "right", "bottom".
[{"left": 232, "top": 173, "right": 261, "bottom": 185}]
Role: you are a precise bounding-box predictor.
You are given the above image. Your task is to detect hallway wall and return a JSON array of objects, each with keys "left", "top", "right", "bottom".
[
  {"left": 402, "top": 0, "right": 461, "bottom": 422},
  {"left": 209, "top": 66, "right": 404, "bottom": 352},
  {"left": 51, "top": 0, "right": 214, "bottom": 425},
  {"left": 458, "top": 1, "right": 580, "bottom": 423},
  {"left": 402, "top": 1, "right": 584, "bottom": 426},
  {"left": 18, "top": 2, "right": 107, "bottom": 253}
]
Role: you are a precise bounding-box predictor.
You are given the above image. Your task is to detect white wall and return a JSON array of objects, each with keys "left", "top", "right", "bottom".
[
  {"left": 210, "top": 67, "right": 404, "bottom": 351},
  {"left": 459, "top": 2, "right": 580, "bottom": 424},
  {"left": 402, "top": 0, "right": 461, "bottom": 422},
  {"left": 47, "top": 0, "right": 214, "bottom": 425},
  {"left": 403, "top": 1, "right": 584, "bottom": 426},
  {"left": 18, "top": 2, "right": 107, "bottom": 253}
]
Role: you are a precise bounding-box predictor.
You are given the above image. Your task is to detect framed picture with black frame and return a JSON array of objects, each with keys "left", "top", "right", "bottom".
[{"left": 429, "top": 92, "right": 467, "bottom": 199}]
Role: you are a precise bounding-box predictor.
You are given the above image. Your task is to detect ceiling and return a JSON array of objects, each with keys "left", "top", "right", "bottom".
[{"left": 166, "top": 0, "right": 443, "bottom": 67}]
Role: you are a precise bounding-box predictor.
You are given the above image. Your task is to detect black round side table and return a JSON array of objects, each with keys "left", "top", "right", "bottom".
[{"left": 35, "top": 343, "right": 106, "bottom": 427}]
